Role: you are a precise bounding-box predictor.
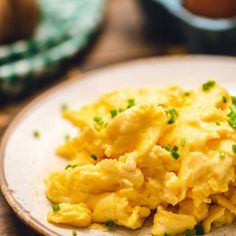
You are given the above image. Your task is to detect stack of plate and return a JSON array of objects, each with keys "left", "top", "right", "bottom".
[{"left": 0, "top": 0, "right": 105, "bottom": 97}]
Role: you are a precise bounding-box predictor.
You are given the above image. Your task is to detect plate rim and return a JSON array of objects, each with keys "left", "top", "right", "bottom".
[{"left": 1, "top": 55, "right": 236, "bottom": 236}]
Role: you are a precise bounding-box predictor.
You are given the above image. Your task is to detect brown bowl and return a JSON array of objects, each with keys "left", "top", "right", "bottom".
[{"left": 184, "top": 0, "right": 236, "bottom": 18}]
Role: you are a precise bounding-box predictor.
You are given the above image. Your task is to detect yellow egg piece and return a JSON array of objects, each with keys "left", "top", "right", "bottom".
[
  {"left": 48, "top": 203, "right": 92, "bottom": 227},
  {"left": 45, "top": 81, "right": 236, "bottom": 235}
]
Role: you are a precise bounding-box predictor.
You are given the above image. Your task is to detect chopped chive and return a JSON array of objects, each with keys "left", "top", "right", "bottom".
[
  {"left": 91, "top": 154, "right": 97, "bottom": 161},
  {"left": 232, "top": 144, "right": 236, "bottom": 153},
  {"left": 105, "top": 220, "right": 115, "bottom": 228},
  {"left": 127, "top": 99, "right": 135, "bottom": 108},
  {"left": 52, "top": 204, "right": 60, "bottom": 212},
  {"left": 232, "top": 96, "right": 236, "bottom": 105},
  {"left": 72, "top": 230, "right": 77, "bottom": 236},
  {"left": 164, "top": 233, "right": 171, "bottom": 236},
  {"left": 222, "top": 96, "right": 227, "bottom": 103},
  {"left": 118, "top": 108, "right": 125, "bottom": 113},
  {"left": 185, "top": 229, "right": 192, "bottom": 236},
  {"left": 164, "top": 145, "right": 180, "bottom": 159},
  {"left": 184, "top": 91, "right": 190, "bottom": 96},
  {"left": 195, "top": 224, "right": 204, "bottom": 235},
  {"left": 163, "top": 144, "right": 171, "bottom": 151},
  {"left": 157, "top": 103, "right": 164, "bottom": 107},
  {"left": 65, "top": 164, "right": 77, "bottom": 169},
  {"left": 33, "top": 130, "right": 40, "bottom": 139},
  {"left": 215, "top": 121, "right": 221, "bottom": 126},
  {"left": 219, "top": 148, "right": 225, "bottom": 157},
  {"left": 65, "top": 165, "right": 71, "bottom": 169},
  {"left": 171, "top": 151, "right": 180, "bottom": 159},
  {"left": 171, "top": 145, "right": 180, "bottom": 159},
  {"left": 166, "top": 108, "right": 178, "bottom": 124},
  {"left": 228, "top": 110, "right": 236, "bottom": 129},
  {"left": 230, "top": 105, "right": 236, "bottom": 113},
  {"left": 61, "top": 103, "right": 68, "bottom": 111},
  {"left": 227, "top": 100, "right": 236, "bottom": 129},
  {"left": 181, "top": 137, "right": 186, "bottom": 146},
  {"left": 202, "top": 80, "right": 215, "bottom": 91},
  {"left": 94, "top": 127, "right": 101, "bottom": 132},
  {"left": 110, "top": 109, "right": 118, "bottom": 118},
  {"left": 64, "top": 134, "right": 70, "bottom": 141},
  {"left": 172, "top": 145, "right": 178, "bottom": 152},
  {"left": 93, "top": 116, "right": 104, "bottom": 125}
]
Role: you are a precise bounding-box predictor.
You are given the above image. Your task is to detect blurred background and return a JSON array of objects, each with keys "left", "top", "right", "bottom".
[{"left": 1, "top": 0, "right": 236, "bottom": 235}]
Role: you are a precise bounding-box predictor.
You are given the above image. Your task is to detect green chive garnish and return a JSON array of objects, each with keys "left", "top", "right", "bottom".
[
  {"left": 185, "top": 229, "right": 192, "bottom": 236},
  {"left": 232, "top": 144, "right": 236, "bottom": 153},
  {"left": 232, "top": 96, "right": 236, "bottom": 105},
  {"left": 72, "top": 230, "right": 77, "bottom": 236},
  {"left": 52, "top": 204, "right": 60, "bottom": 212},
  {"left": 184, "top": 91, "right": 190, "bottom": 96},
  {"left": 65, "top": 165, "right": 71, "bottom": 170},
  {"left": 181, "top": 137, "right": 186, "bottom": 146},
  {"left": 105, "top": 220, "right": 115, "bottom": 228},
  {"left": 166, "top": 108, "right": 178, "bottom": 124},
  {"left": 171, "top": 151, "right": 180, "bottom": 159},
  {"left": 94, "top": 127, "right": 101, "bottom": 132},
  {"left": 202, "top": 80, "right": 215, "bottom": 91},
  {"left": 91, "top": 154, "right": 97, "bottom": 161},
  {"left": 164, "top": 145, "right": 180, "bottom": 159},
  {"left": 61, "top": 103, "right": 68, "bottom": 111},
  {"left": 172, "top": 145, "right": 178, "bottom": 152},
  {"left": 228, "top": 110, "right": 236, "bottom": 129},
  {"left": 219, "top": 148, "right": 225, "bottom": 157},
  {"left": 230, "top": 104, "right": 236, "bottom": 113},
  {"left": 171, "top": 145, "right": 180, "bottom": 159},
  {"left": 222, "top": 96, "right": 227, "bottom": 103},
  {"left": 127, "top": 99, "right": 135, "bottom": 108},
  {"left": 65, "top": 164, "right": 77, "bottom": 170},
  {"left": 64, "top": 134, "right": 70, "bottom": 141},
  {"left": 93, "top": 116, "right": 104, "bottom": 125},
  {"left": 157, "top": 103, "right": 164, "bottom": 107},
  {"left": 163, "top": 144, "right": 171, "bottom": 151},
  {"left": 33, "top": 130, "right": 40, "bottom": 139},
  {"left": 164, "top": 233, "right": 171, "bottom": 236},
  {"left": 110, "top": 110, "right": 118, "bottom": 118},
  {"left": 227, "top": 97, "right": 236, "bottom": 129},
  {"left": 216, "top": 121, "right": 221, "bottom": 126}
]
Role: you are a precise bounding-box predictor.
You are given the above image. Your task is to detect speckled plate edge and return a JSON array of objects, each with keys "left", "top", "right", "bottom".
[{"left": 1, "top": 55, "right": 236, "bottom": 236}]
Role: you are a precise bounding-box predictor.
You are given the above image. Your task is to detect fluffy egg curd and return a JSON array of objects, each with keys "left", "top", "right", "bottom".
[{"left": 46, "top": 81, "right": 236, "bottom": 236}]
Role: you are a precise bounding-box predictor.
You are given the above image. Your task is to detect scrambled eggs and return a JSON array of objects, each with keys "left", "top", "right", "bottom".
[{"left": 46, "top": 81, "right": 236, "bottom": 235}]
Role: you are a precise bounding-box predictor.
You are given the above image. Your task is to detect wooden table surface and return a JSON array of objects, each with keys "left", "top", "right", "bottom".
[{"left": 0, "top": 0, "right": 183, "bottom": 235}]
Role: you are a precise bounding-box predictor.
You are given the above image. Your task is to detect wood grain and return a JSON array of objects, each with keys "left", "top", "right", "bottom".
[{"left": 0, "top": 0, "right": 180, "bottom": 235}]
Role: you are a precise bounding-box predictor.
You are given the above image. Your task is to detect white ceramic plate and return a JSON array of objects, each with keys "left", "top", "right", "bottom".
[{"left": 1, "top": 56, "right": 236, "bottom": 236}]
